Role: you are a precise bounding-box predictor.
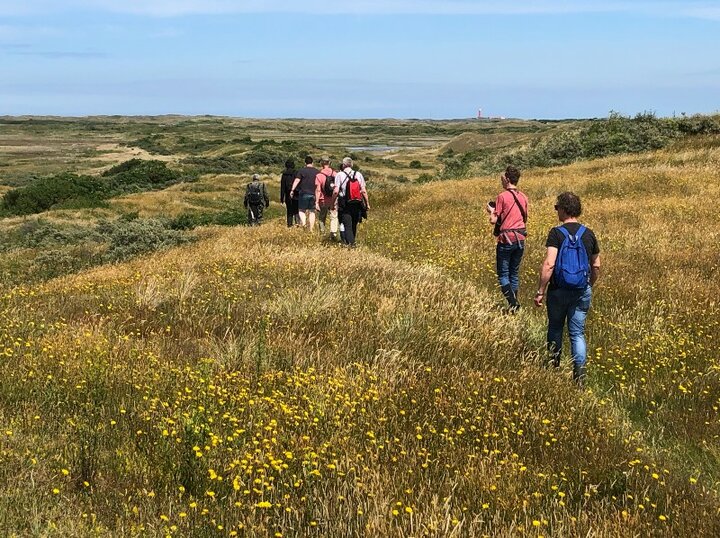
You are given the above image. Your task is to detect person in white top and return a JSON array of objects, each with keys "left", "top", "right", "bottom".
[{"left": 334, "top": 157, "right": 370, "bottom": 247}]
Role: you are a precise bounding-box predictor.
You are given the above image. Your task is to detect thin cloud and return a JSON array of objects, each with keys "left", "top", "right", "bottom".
[
  {"left": 10, "top": 50, "right": 109, "bottom": 59},
  {"left": 2, "top": 0, "right": 720, "bottom": 18}
]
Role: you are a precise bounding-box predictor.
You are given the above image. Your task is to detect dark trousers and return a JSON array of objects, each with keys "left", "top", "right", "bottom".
[
  {"left": 248, "top": 204, "right": 263, "bottom": 225},
  {"left": 496, "top": 241, "right": 525, "bottom": 307},
  {"left": 340, "top": 203, "right": 362, "bottom": 245},
  {"left": 285, "top": 198, "right": 299, "bottom": 227}
]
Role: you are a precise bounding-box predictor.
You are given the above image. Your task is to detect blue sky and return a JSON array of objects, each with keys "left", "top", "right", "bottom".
[{"left": 0, "top": 0, "right": 719, "bottom": 119}]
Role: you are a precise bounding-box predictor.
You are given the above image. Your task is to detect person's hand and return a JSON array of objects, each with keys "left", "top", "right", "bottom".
[
  {"left": 315, "top": 205, "right": 320, "bottom": 212},
  {"left": 534, "top": 292, "right": 544, "bottom": 307}
]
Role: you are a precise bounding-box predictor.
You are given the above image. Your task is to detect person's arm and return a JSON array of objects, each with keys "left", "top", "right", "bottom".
[
  {"left": 590, "top": 254, "right": 601, "bottom": 287},
  {"left": 314, "top": 177, "right": 321, "bottom": 211},
  {"left": 534, "top": 247, "right": 558, "bottom": 307},
  {"left": 280, "top": 175, "right": 286, "bottom": 204},
  {"left": 290, "top": 177, "right": 300, "bottom": 196},
  {"left": 489, "top": 195, "right": 502, "bottom": 224},
  {"left": 243, "top": 186, "right": 249, "bottom": 208},
  {"left": 360, "top": 177, "right": 370, "bottom": 210},
  {"left": 333, "top": 173, "right": 343, "bottom": 198}
]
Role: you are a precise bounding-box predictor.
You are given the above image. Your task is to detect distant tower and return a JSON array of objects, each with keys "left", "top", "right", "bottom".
[{"left": 477, "top": 108, "right": 483, "bottom": 119}]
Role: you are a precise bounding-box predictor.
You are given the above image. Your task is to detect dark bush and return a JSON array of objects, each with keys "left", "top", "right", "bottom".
[
  {"left": 409, "top": 160, "right": 423, "bottom": 169},
  {"left": 102, "top": 159, "right": 183, "bottom": 192},
  {"left": 1, "top": 173, "right": 106, "bottom": 216}
]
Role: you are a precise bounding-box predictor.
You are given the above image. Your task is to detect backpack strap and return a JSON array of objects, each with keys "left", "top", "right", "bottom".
[
  {"left": 507, "top": 190, "right": 527, "bottom": 224},
  {"left": 340, "top": 170, "right": 355, "bottom": 194},
  {"left": 557, "top": 225, "right": 586, "bottom": 241}
]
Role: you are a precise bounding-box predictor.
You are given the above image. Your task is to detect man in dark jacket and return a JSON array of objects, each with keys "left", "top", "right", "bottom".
[
  {"left": 279, "top": 160, "right": 299, "bottom": 227},
  {"left": 244, "top": 174, "right": 270, "bottom": 226}
]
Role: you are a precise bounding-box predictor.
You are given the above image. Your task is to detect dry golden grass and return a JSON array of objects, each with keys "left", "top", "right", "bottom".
[{"left": 1, "top": 139, "right": 720, "bottom": 537}]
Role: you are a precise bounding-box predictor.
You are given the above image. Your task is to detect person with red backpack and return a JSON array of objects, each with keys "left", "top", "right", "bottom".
[
  {"left": 334, "top": 157, "right": 369, "bottom": 247},
  {"left": 316, "top": 157, "right": 339, "bottom": 241},
  {"left": 534, "top": 192, "right": 601, "bottom": 388},
  {"left": 486, "top": 166, "right": 528, "bottom": 312}
]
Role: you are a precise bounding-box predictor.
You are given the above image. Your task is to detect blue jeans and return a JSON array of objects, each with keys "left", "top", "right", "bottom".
[
  {"left": 546, "top": 286, "right": 592, "bottom": 367},
  {"left": 496, "top": 242, "right": 525, "bottom": 298}
]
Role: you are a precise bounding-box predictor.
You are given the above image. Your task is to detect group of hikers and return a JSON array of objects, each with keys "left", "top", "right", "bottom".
[
  {"left": 487, "top": 166, "right": 601, "bottom": 387},
  {"left": 244, "top": 156, "right": 369, "bottom": 247},
  {"left": 244, "top": 160, "right": 600, "bottom": 387}
]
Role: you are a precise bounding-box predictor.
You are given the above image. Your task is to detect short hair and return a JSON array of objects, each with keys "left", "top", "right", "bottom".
[
  {"left": 321, "top": 157, "right": 330, "bottom": 166},
  {"left": 285, "top": 159, "right": 295, "bottom": 169},
  {"left": 505, "top": 166, "right": 521, "bottom": 185},
  {"left": 556, "top": 192, "right": 582, "bottom": 217},
  {"left": 305, "top": 156, "right": 313, "bottom": 165},
  {"left": 342, "top": 157, "right": 353, "bottom": 168}
]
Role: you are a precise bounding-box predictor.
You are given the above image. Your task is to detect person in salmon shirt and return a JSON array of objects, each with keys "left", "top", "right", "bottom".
[{"left": 486, "top": 166, "right": 528, "bottom": 312}]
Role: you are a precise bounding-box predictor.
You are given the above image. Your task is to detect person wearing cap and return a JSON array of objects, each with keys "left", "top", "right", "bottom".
[
  {"left": 244, "top": 173, "right": 269, "bottom": 226},
  {"left": 316, "top": 157, "right": 339, "bottom": 240},
  {"left": 290, "top": 156, "right": 321, "bottom": 230}
]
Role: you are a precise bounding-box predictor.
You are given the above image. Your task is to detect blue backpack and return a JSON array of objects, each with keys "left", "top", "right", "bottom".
[{"left": 554, "top": 225, "right": 590, "bottom": 289}]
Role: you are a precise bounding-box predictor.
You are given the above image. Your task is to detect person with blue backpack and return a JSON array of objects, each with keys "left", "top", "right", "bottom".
[{"left": 534, "top": 192, "right": 601, "bottom": 387}]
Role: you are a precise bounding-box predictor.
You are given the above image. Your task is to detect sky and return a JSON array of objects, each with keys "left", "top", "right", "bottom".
[{"left": 0, "top": 0, "right": 719, "bottom": 119}]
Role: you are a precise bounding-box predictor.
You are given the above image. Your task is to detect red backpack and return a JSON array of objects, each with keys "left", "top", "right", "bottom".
[{"left": 345, "top": 172, "right": 363, "bottom": 202}]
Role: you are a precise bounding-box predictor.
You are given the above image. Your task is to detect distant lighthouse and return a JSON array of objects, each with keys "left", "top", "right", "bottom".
[{"left": 477, "top": 108, "right": 483, "bottom": 119}]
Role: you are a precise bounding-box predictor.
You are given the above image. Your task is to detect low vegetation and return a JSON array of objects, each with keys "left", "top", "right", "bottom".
[
  {"left": 0, "top": 160, "right": 190, "bottom": 217},
  {"left": 0, "top": 116, "right": 720, "bottom": 536},
  {"left": 459, "top": 112, "right": 720, "bottom": 174}
]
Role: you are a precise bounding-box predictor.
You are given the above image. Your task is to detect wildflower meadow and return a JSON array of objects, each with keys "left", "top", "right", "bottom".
[{"left": 1, "top": 126, "right": 720, "bottom": 536}]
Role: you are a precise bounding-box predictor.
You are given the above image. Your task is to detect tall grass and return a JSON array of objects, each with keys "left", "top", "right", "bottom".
[{"left": 1, "top": 141, "right": 720, "bottom": 536}]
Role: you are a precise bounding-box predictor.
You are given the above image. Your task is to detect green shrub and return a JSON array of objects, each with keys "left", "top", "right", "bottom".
[
  {"left": 181, "top": 156, "right": 247, "bottom": 174},
  {"left": 31, "top": 246, "right": 99, "bottom": 279},
  {"left": 409, "top": 160, "right": 423, "bottom": 169},
  {"left": 470, "top": 112, "right": 720, "bottom": 173},
  {"left": 1, "top": 173, "right": 106, "bottom": 216},
  {"left": 102, "top": 159, "right": 183, "bottom": 193},
  {"left": 97, "top": 218, "right": 190, "bottom": 262},
  {"left": 124, "top": 135, "right": 172, "bottom": 155},
  {"left": 441, "top": 156, "right": 472, "bottom": 180}
]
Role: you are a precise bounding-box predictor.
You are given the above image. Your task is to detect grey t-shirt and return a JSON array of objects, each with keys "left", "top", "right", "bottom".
[{"left": 295, "top": 166, "right": 319, "bottom": 195}]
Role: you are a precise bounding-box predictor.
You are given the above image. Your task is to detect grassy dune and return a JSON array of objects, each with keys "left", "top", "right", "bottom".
[{"left": 1, "top": 141, "right": 720, "bottom": 536}]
